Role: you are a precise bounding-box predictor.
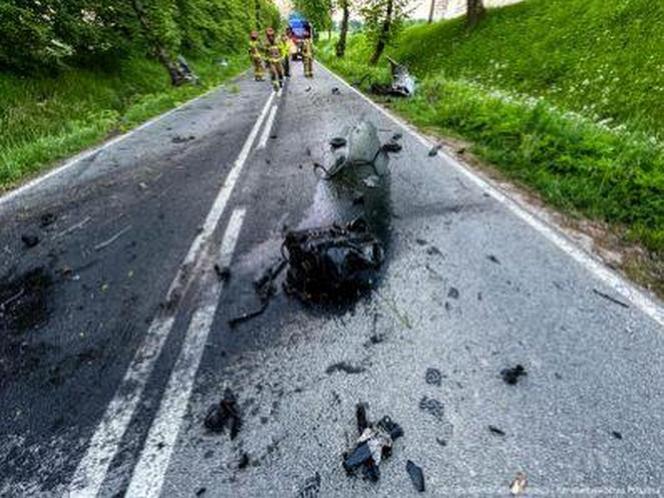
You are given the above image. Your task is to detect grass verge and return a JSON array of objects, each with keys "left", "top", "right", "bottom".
[
  {"left": 318, "top": 33, "right": 664, "bottom": 298},
  {"left": 0, "top": 55, "right": 247, "bottom": 192}
]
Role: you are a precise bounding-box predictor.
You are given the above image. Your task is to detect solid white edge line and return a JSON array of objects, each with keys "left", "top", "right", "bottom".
[
  {"left": 0, "top": 73, "right": 249, "bottom": 210},
  {"left": 67, "top": 91, "right": 275, "bottom": 498},
  {"left": 317, "top": 62, "right": 664, "bottom": 328},
  {"left": 124, "top": 208, "right": 246, "bottom": 498},
  {"left": 257, "top": 105, "right": 279, "bottom": 150}
]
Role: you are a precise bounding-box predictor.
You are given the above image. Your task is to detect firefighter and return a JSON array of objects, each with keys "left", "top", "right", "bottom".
[
  {"left": 265, "top": 27, "right": 284, "bottom": 91},
  {"left": 302, "top": 32, "right": 314, "bottom": 78},
  {"left": 249, "top": 31, "right": 264, "bottom": 82},
  {"left": 280, "top": 32, "right": 292, "bottom": 78}
]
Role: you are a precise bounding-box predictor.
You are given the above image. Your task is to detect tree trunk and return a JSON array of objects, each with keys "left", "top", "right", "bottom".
[
  {"left": 428, "top": 0, "right": 436, "bottom": 23},
  {"left": 255, "top": 0, "right": 261, "bottom": 30},
  {"left": 336, "top": 0, "right": 350, "bottom": 58},
  {"left": 130, "top": 0, "right": 186, "bottom": 85},
  {"left": 370, "top": 0, "right": 393, "bottom": 66},
  {"left": 466, "top": 0, "right": 485, "bottom": 28}
]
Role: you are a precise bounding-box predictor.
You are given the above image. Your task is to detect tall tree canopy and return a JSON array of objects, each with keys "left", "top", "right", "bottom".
[
  {"left": 292, "top": 0, "right": 333, "bottom": 39},
  {"left": 360, "top": 0, "right": 410, "bottom": 65},
  {"left": 0, "top": 0, "right": 280, "bottom": 79}
]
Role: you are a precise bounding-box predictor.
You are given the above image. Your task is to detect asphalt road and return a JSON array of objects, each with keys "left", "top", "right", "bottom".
[{"left": 1, "top": 62, "right": 663, "bottom": 498}]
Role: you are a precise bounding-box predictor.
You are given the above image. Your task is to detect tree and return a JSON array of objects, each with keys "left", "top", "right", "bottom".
[
  {"left": 336, "top": 0, "right": 351, "bottom": 57},
  {"left": 466, "top": 0, "right": 485, "bottom": 28},
  {"left": 293, "top": 0, "right": 333, "bottom": 41},
  {"left": 361, "top": 0, "right": 409, "bottom": 65},
  {"left": 428, "top": 0, "right": 436, "bottom": 24}
]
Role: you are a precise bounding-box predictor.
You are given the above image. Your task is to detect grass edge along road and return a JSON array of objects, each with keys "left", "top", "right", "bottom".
[
  {"left": 318, "top": 31, "right": 663, "bottom": 298},
  {"left": 0, "top": 56, "right": 248, "bottom": 194}
]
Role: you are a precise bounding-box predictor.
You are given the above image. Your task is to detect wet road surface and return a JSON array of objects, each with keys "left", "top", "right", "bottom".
[{"left": 1, "top": 63, "right": 664, "bottom": 497}]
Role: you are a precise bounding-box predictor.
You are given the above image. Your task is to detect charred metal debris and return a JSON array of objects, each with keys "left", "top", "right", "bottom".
[
  {"left": 343, "top": 403, "right": 404, "bottom": 482},
  {"left": 204, "top": 388, "right": 242, "bottom": 439}
]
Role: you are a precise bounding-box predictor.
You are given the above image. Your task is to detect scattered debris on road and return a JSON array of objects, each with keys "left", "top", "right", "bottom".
[
  {"left": 382, "top": 139, "right": 402, "bottom": 153},
  {"left": 419, "top": 396, "right": 444, "bottom": 421},
  {"left": 228, "top": 259, "right": 286, "bottom": 327},
  {"left": 487, "top": 254, "right": 501, "bottom": 264},
  {"left": 171, "top": 135, "right": 195, "bottom": 144},
  {"left": 501, "top": 364, "right": 527, "bottom": 385},
  {"left": 343, "top": 403, "right": 404, "bottom": 482},
  {"left": 592, "top": 288, "right": 629, "bottom": 309},
  {"left": 94, "top": 225, "right": 131, "bottom": 252},
  {"left": 488, "top": 425, "right": 506, "bottom": 437},
  {"left": 329, "top": 137, "right": 347, "bottom": 149},
  {"left": 0, "top": 267, "right": 52, "bottom": 334},
  {"left": 204, "top": 388, "right": 242, "bottom": 439},
  {"left": 214, "top": 264, "right": 231, "bottom": 282},
  {"left": 332, "top": 87, "right": 341, "bottom": 95},
  {"left": 283, "top": 219, "right": 384, "bottom": 304},
  {"left": 510, "top": 472, "right": 528, "bottom": 496},
  {"left": 55, "top": 216, "right": 91, "bottom": 238},
  {"left": 326, "top": 361, "right": 366, "bottom": 375},
  {"left": 425, "top": 368, "right": 443, "bottom": 386},
  {"left": 40, "top": 213, "right": 57, "bottom": 228},
  {"left": 195, "top": 487, "right": 206, "bottom": 496},
  {"left": 428, "top": 144, "right": 442, "bottom": 157},
  {"left": 297, "top": 472, "right": 321, "bottom": 498},
  {"left": 611, "top": 430, "right": 623, "bottom": 440},
  {"left": 21, "top": 234, "right": 40, "bottom": 248},
  {"left": 406, "top": 460, "right": 425, "bottom": 492},
  {"left": 238, "top": 452, "right": 250, "bottom": 469},
  {"left": 447, "top": 287, "right": 460, "bottom": 299}
]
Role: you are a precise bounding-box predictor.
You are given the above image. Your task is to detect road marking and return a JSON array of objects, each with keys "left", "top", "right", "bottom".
[
  {"left": 124, "top": 208, "right": 246, "bottom": 498},
  {"left": 257, "top": 105, "right": 279, "bottom": 150},
  {"left": 318, "top": 62, "right": 664, "bottom": 328},
  {"left": 0, "top": 73, "right": 252, "bottom": 211},
  {"left": 67, "top": 91, "right": 276, "bottom": 498}
]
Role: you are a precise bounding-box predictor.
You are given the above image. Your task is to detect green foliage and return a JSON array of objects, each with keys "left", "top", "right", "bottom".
[
  {"left": 0, "top": 55, "right": 246, "bottom": 190},
  {"left": 318, "top": 0, "right": 664, "bottom": 261},
  {"left": 293, "top": 0, "right": 333, "bottom": 36}
]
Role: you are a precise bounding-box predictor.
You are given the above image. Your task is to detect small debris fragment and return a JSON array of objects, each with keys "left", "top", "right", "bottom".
[
  {"left": 94, "top": 225, "right": 131, "bottom": 252},
  {"left": 487, "top": 254, "right": 501, "bottom": 264},
  {"left": 415, "top": 238, "right": 428, "bottom": 246},
  {"left": 428, "top": 144, "right": 442, "bottom": 157},
  {"left": 611, "top": 431, "right": 623, "bottom": 440},
  {"left": 326, "top": 362, "right": 366, "bottom": 375},
  {"left": 238, "top": 452, "right": 250, "bottom": 469},
  {"left": 21, "top": 234, "right": 40, "bottom": 248},
  {"left": 0, "top": 267, "right": 52, "bottom": 333},
  {"left": 392, "top": 133, "right": 403, "bottom": 141},
  {"left": 447, "top": 287, "right": 460, "bottom": 299},
  {"left": 204, "top": 388, "right": 242, "bottom": 439},
  {"left": 214, "top": 264, "right": 231, "bottom": 282},
  {"left": 382, "top": 140, "right": 402, "bottom": 153},
  {"left": 172, "top": 135, "right": 195, "bottom": 143},
  {"left": 436, "top": 437, "right": 447, "bottom": 447},
  {"left": 352, "top": 193, "right": 365, "bottom": 205},
  {"left": 330, "top": 137, "right": 347, "bottom": 148},
  {"left": 426, "top": 246, "right": 442, "bottom": 257},
  {"left": 425, "top": 368, "right": 442, "bottom": 387},
  {"left": 363, "top": 175, "right": 380, "bottom": 188},
  {"left": 297, "top": 472, "right": 321, "bottom": 498},
  {"left": 406, "top": 460, "right": 425, "bottom": 492},
  {"left": 500, "top": 364, "right": 527, "bottom": 385},
  {"left": 488, "top": 425, "right": 506, "bottom": 437},
  {"left": 195, "top": 487, "right": 207, "bottom": 496},
  {"left": 40, "top": 213, "right": 57, "bottom": 227},
  {"left": 592, "top": 288, "right": 629, "bottom": 309},
  {"left": 510, "top": 472, "right": 527, "bottom": 496},
  {"left": 332, "top": 87, "right": 341, "bottom": 95},
  {"left": 419, "top": 397, "right": 444, "bottom": 421},
  {"left": 343, "top": 403, "right": 403, "bottom": 482}
]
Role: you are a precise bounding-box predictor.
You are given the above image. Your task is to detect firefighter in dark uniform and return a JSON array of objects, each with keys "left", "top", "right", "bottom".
[
  {"left": 249, "top": 31, "right": 264, "bottom": 82},
  {"left": 265, "top": 27, "right": 284, "bottom": 91}
]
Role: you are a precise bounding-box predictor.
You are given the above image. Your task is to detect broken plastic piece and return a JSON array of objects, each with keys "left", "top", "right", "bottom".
[
  {"left": 343, "top": 403, "right": 403, "bottom": 483},
  {"left": 406, "top": 460, "right": 425, "bottom": 492},
  {"left": 510, "top": 472, "right": 527, "bottom": 496}
]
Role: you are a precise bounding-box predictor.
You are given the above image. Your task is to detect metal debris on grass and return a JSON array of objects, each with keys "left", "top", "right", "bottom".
[{"left": 343, "top": 403, "right": 403, "bottom": 482}]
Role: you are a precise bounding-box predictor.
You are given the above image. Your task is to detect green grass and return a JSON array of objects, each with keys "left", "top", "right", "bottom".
[
  {"left": 318, "top": 0, "right": 664, "bottom": 292},
  {"left": 0, "top": 55, "right": 247, "bottom": 190}
]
